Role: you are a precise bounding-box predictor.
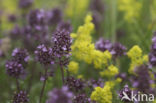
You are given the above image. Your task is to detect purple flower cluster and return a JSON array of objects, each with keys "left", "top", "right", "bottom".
[
  {"left": 5, "top": 48, "right": 29, "bottom": 78},
  {"left": 47, "top": 8, "right": 62, "bottom": 25},
  {"left": 57, "top": 21, "right": 72, "bottom": 33},
  {"left": 28, "top": 9, "right": 48, "bottom": 31},
  {"left": 130, "top": 65, "right": 154, "bottom": 94},
  {"left": 5, "top": 60, "right": 24, "bottom": 78},
  {"left": 111, "top": 42, "right": 127, "bottom": 57},
  {"left": 10, "top": 25, "right": 22, "bottom": 40},
  {"left": 66, "top": 77, "right": 84, "bottom": 92},
  {"left": 87, "top": 78, "right": 104, "bottom": 89},
  {"left": 35, "top": 44, "right": 54, "bottom": 65},
  {"left": 18, "top": 0, "right": 33, "bottom": 9},
  {"left": 95, "top": 38, "right": 112, "bottom": 52},
  {"left": 95, "top": 38, "right": 126, "bottom": 57},
  {"left": 46, "top": 86, "right": 73, "bottom": 103},
  {"left": 149, "top": 32, "right": 156, "bottom": 67},
  {"left": 73, "top": 94, "right": 96, "bottom": 103},
  {"left": 12, "top": 48, "right": 30, "bottom": 64},
  {"left": 118, "top": 85, "right": 132, "bottom": 102},
  {"left": 52, "top": 29, "right": 72, "bottom": 58},
  {"left": 13, "top": 91, "right": 29, "bottom": 103}
]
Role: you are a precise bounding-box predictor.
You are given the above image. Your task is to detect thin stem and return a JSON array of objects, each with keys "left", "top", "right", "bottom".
[
  {"left": 27, "top": 66, "right": 35, "bottom": 93},
  {"left": 60, "top": 65, "right": 65, "bottom": 84},
  {"left": 39, "top": 68, "right": 48, "bottom": 103},
  {"left": 16, "top": 78, "right": 20, "bottom": 92},
  {"left": 110, "top": 0, "right": 117, "bottom": 43}
]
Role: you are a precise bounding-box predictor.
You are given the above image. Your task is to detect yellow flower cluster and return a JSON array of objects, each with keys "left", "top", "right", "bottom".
[
  {"left": 127, "top": 45, "right": 148, "bottom": 73},
  {"left": 65, "top": 0, "right": 89, "bottom": 18},
  {"left": 118, "top": 0, "right": 142, "bottom": 22},
  {"left": 71, "top": 15, "right": 112, "bottom": 69},
  {"left": 105, "top": 78, "right": 122, "bottom": 89},
  {"left": 68, "top": 61, "right": 79, "bottom": 74},
  {"left": 100, "top": 65, "right": 119, "bottom": 78},
  {"left": 91, "top": 83, "right": 112, "bottom": 103}
]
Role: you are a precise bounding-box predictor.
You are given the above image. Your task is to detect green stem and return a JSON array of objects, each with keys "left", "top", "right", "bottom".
[{"left": 110, "top": 0, "right": 117, "bottom": 43}]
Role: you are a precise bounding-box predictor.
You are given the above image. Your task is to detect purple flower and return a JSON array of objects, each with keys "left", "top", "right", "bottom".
[
  {"left": 12, "top": 48, "right": 30, "bottom": 64},
  {"left": 131, "top": 65, "right": 154, "bottom": 94},
  {"left": 28, "top": 9, "right": 48, "bottom": 30},
  {"left": 35, "top": 44, "right": 55, "bottom": 65},
  {"left": 149, "top": 32, "right": 156, "bottom": 67},
  {"left": 115, "top": 73, "right": 127, "bottom": 82},
  {"left": 46, "top": 86, "right": 73, "bottom": 103},
  {"left": 52, "top": 29, "right": 72, "bottom": 58},
  {"left": 149, "top": 53, "right": 156, "bottom": 67},
  {"left": 47, "top": 8, "right": 62, "bottom": 25},
  {"left": 95, "top": 38, "right": 112, "bottom": 52},
  {"left": 92, "top": 12, "right": 102, "bottom": 30},
  {"left": 10, "top": 25, "right": 22, "bottom": 40},
  {"left": 73, "top": 94, "right": 95, "bottom": 103},
  {"left": 8, "top": 14, "right": 17, "bottom": 22},
  {"left": 19, "top": 0, "right": 33, "bottom": 9},
  {"left": 5, "top": 60, "right": 25, "bottom": 78},
  {"left": 57, "top": 21, "right": 72, "bottom": 33},
  {"left": 66, "top": 77, "right": 84, "bottom": 92},
  {"left": 0, "top": 50, "right": 4, "bottom": 57},
  {"left": 87, "top": 78, "right": 104, "bottom": 88},
  {"left": 118, "top": 85, "right": 132, "bottom": 102},
  {"left": 90, "top": 0, "right": 104, "bottom": 14},
  {"left": 111, "top": 42, "right": 127, "bottom": 57},
  {"left": 13, "top": 91, "right": 29, "bottom": 103}
]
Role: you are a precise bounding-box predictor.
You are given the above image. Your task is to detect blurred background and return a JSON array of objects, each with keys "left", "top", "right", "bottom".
[{"left": 0, "top": 0, "right": 156, "bottom": 102}]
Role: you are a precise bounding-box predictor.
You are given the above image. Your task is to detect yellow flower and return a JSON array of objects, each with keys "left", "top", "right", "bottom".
[
  {"left": 127, "top": 45, "right": 142, "bottom": 59},
  {"left": 118, "top": 0, "right": 142, "bottom": 22},
  {"left": 91, "top": 84, "right": 112, "bottom": 103},
  {"left": 77, "top": 75, "right": 84, "bottom": 79},
  {"left": 68, "top": 61, "right": 79, "bottom": 74},
  {"left": 127, "top": 45, "right": 148, "bottom": 73},
  {"left": 100, "top": 65, "right": 118, "bottom": 78},
  {"left": 71, "top": 14, "right": 112, "bottom": 69}
]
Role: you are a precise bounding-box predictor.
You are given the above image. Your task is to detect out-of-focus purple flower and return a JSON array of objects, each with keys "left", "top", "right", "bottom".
[
  {"left": 46, "top": 86, "right": 73, "bottom": 103},
  {"left": 57, "top": 21, "right": 72, "bottom": 33},
  {"left": 149, "top": 53, "right": 156, "bottom": 67},
  {"left": 12, "top": 48, "right": 30, "bottom": 64},
  {"left": 21, "top": 24, "right": 49, "bottom": 52},
  {"left": 28, "top": 9, "right": 48, "bottom": 30},
  {"left": 131, "top": 65, "right": 154, "bottom": 94},
  {"left": 66, "top": 77, "right": 84, "bottom": 92},
  {"left": 35, "top": 44, "right": 55, "bottom": 65},
  {"left": 73, "top": 94, "right": 95, "bottom": 103},
  {"left": 87, "top": 78, "right": 104, "bottom": 89},
  {"left": 47, "top": 8, "right": 62, "bottom": 25},
  {"left": 118, "top": 85, "right": 132, "bottom": 102},
  {"left": 115, "top": 73, "right": 127, "bottom": 82},
  {"left": 19, "top": 0, "right": 33, "bottom": 9},
  {"left": 92, "top": 12, "right": 102, "bottom": 30},
  {"left": 10, "top": 25, "right": 22, "bottom": 40},
  {"left": 5, "top": 60, "right": 25, "bottom": 78},
  {"left": 52, "top": 29, "right": 72, "bottom": 58},
  {"left": 111, "top": 42, "right": 127, "bottom": 57},
  {"left": 13, "top": 90, "right": 29, "bottom": 103},
  {"left": 0, "top": 50, "right": 4, "bottom": 57},
  {"left": 95, "top": 38, "right": 112, "bottom": 52},
  {"left": 149, "top": 32, "right": 156, "bottom": 67},
  {"left": 8, "top": 14, "right": 17, "bottom": 22},
  {"left": 90, "top": 0, "right": 104, "bottom": 14}
]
